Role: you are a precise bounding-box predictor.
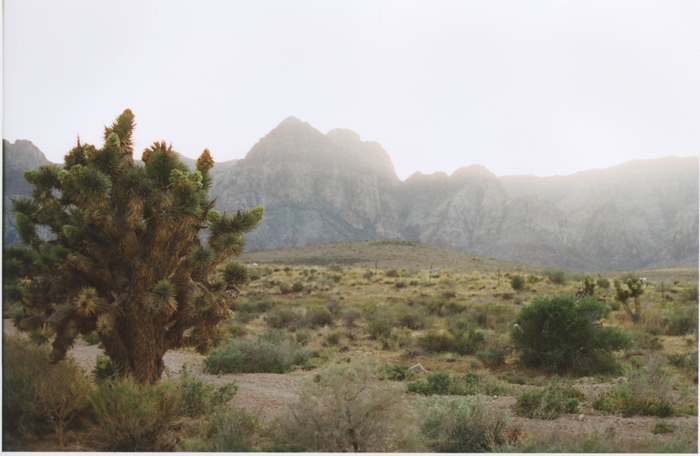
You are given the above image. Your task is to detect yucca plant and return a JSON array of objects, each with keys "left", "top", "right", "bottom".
[{"left": 6, "top": 110, "right": 263, "bottom": 384}]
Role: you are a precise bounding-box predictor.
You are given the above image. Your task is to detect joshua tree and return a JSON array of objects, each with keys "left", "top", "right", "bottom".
[
  {"left": 6, "top": 110, "right": 263, "bottom": 383},
  {"left": 614, "top": 278, "right": 644, "bottom": 324}
]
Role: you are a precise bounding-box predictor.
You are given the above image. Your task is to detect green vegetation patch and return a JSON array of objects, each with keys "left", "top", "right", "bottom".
[
  {"left": 511, "top": 294, "right": 630, "bottom": 372},
  {"left": 203, "top": 330, "right": 312, "bottom": 374}
]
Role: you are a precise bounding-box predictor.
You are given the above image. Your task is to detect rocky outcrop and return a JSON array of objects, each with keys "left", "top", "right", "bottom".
[
  {"left": 211, "top": 117, "right": 403, "bottom": 250},
  {"left": 3, "top": 140, "right": 53, "bottom": 245},
  {"left": 4, "top": 120, "right": 698, "bottom": 271}
]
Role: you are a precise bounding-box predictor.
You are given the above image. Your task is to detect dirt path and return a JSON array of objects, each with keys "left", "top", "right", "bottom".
[{"left": 3, "top": 320, "right": 311, "bottom": 420}]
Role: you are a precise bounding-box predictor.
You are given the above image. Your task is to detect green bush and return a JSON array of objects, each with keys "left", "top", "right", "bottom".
[
  {"left": 593, "top": 390, "right": 674, "bottom": 418},
  {"left": 477, "top": 346, "right": 506, "bottom": 367},
  {"left": 93, "top": 354, "right": 124, "bottom": 383},
  {"left": 178, "top": 364, "right": 238, "bottom": 417},
  {"left": 386, "top": 269, "right": 399, "bottom": 278},
  {"left": 416, "top": 395, "right": 510, "bottom": 452},
  {"left": 291, "top": 281, "right": 304, "bottom": 293},
  {"left": 2, "top": 335, "right": 90, "bottom": 446},
  {"left": 382, "top": 364, "right": 417, "bottom": 382},
  {"left": 179, "top": 406, "right": 259, "bottom": 452},
  {"left": 363, "top": 269, "right": 374, "bottom": 280},
  {"left": 82, "top": 331, "right": 101, "bottom": 345},
  {"left": 265, "top": 306, "right": 301, "bottom": 329},
  {"left": 407, "top": 372, "right": 490, "bottom": 397},
  {"left": 510, "top": 275, "right": 525, "bottom": 291},
  {"left": 397, "top": 308, "right": 425, "bottom": 329},
  {"left": 542, "top": 268, "right": 567, "bottom": 284},
  {"left": 88, "top": 377, "right": 181, "bottom": 451},
  {"left": 418, "top": 330, "right": 456, "bottom": 353},
  {"left": 303, "top": 305, "right": 334, "bottom": 328},
  {"left": 667, "top": 352, "right": 698, "bottom": 372},
  {"left": 511, "top": 295, "right": 630, "bottom": 372},
  {"left": 593, "top": 360, "right": 679, "bottom": 418},
  {"left": 341, "top": 307, "right": 362, "bottom": 327},
  {"left": 514, "top": 378, "right": 581, "bottom": 419},
  {"left": 665, "top": 307, "right": 698, "bottom": 336},
  {"left": 596, "top": 277, "right": 611, "bottom": 289},
  {"left": 368, "top": 318, "right": 394, "bottom": 340},
  {"left": 203, "top": 331, "right": 311, "bottom": 374},
  {"left": 679, "top": 285, "right": 699, "bottom": 303}
]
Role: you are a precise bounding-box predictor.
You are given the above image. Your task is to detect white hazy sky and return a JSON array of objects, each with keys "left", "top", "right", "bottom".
[{"left": 3, "top": 0, "right": 699, "bottom": 180}]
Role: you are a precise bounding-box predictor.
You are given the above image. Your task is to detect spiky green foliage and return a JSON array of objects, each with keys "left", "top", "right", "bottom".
[
  {"left": 614, "top": 278, "right": 644, "bottom": 323},
  {"left": 7, "top": 110, "right": 263, "bottom": 384}
]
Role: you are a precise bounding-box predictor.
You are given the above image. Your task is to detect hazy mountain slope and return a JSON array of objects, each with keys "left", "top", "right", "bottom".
[
  {"left": 3, "top": 140, "right": 53, "bottom": 245},
  {"left": 4, "top": 122, "right": 698, "bottom": 271},
  {"left": 211, "top": 117, "right": 403, "bottom": 250}
]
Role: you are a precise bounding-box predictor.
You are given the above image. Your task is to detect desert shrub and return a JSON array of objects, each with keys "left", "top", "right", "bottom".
[
  {"left": 88, "top": 377, "right": 180, "bottom": 451},
  {"left": 302, "top": 305, "right": 334, "bottom": 328},
  {"left": 2, "top": 335, "right": 90, "bottom": 445},
  {"left": 510, "top": 275, "right": 525, "bottom": 291},
  {"left": 203, "top": 331, "right": 311, "bottom": 374},
  {"left": 650, "top": 420, "right": 675, "bottom": 434},
  {"left": 593, "top": 390, "right": 674, "bottom": 418},
  {"left": 593, "top": 360, "right": 678, "bottom": 418},
  {"left": 324, "top": 330, "right": 344, "bottom": 347},
  {"left": 291, "top": 281, "right": 304, "bottom": 293},
  {"left": 363, "top": 269, "right": 373, "bottom": 280},
  {"left": 629, "top": 329, "right": 663, "bottom": 351},
  {"left": 93, "top": 354, "right": 124, "bottom": 383},
  {"left": 269, "top": 359, "right": 421, "bottom": 452},
  {"left": 224, "top": 322, "right": 248, "bottom": 338},
  {"left": 417, "top": 298, "right": 466, "bottom": 317},
  {"left": 542, "top": 268, "right": 567, "bottom": 284},
  {"left": 505, "top": 427, "right": 696, "bottom": 453},
  {"left": 514, "top": 377, "right": 581, "bottom": 419},
  {"left": 340, "top": 307, "right": 362, "bottom": 327},
  {"left": 596, "top": 277, "right": 611, "bottom": 289},
  {"left": 382, "top": 364, "right": 417, "bottom": 382},
  {"left": 665, "top": 307, "right": 698, "bottom": 336},
  {"left": 454, "top": 329, "right": 486, "bottom": 355},
  {"left": 471, "top": 308, "right": 489, "bottom": 328},
  {"left": 395, "top": 280, "right": 407, "bottom": 289},
  {"left": 407, "top": 372, "right": 491, "bottom": 397},
  {"left": 679, "top": 285, "right": 699, "bottom": 303},
  {"left": 418, "top": 330, "right": 456, "bottom": 353},
  {"left": 278, "top": 282, "right": 292, "bottom": 294},
  {"left": 667, "top": 352, "right": 698, "bottom": 371},
  {"left": 82, "top": 331, "right": 101, "bottom": 345},
  {"left": 386, "top": 269, "right": 399, "bottom": 278},
  {"left": 397, "top": 307, "right": 425, "bottom": 330},
  {"left": 477, "top": 346, "right": 506, "bottom": 367},
  {"left": 511, "top": 295, "right": 630, "bottom": 372},
  {"left": 179, "top": 406, "right": 259, "bottom": 452},
  {"left": 178, "top": 364, "right": 237, "bottom": 417},
  {"left": 368, "top": 317, "right": 394, "bottom": 340},
  {"left": 236, "top": 296, "right": 277, "bottom": 316},
  {"left": 265, "top": 306, "right": 302, "bottom": 329},
  {"left": 527, "top": 275, "right": 541, "bottom": 284},
  {"left": 389, "top": 327, "right": 415, "bottom": 348},
  {"left": 293, "top": 328, "right": 312, "bottom": 346},
  {"left": 416, "top": 395, "right": 511, "bottom": 452}
]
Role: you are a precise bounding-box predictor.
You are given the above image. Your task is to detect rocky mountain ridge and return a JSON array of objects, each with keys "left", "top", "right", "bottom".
[{"left": 4, "top": 121, "right": 698, "bottom": 271}]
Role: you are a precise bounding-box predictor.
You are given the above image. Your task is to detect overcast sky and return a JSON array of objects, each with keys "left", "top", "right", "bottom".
[{"left": 4, "top": 1, "right": 699, "bottom": 180}]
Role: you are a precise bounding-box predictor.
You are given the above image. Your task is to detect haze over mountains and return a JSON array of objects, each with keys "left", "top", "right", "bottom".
[{"left": 4, "top": 119, "right": 698, "bottom": 271}]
